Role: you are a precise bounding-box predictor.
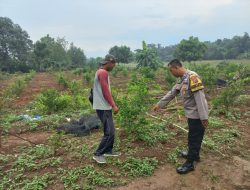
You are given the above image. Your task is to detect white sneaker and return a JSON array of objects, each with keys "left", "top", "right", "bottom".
[{"left": 93, "top": 155, "right": 106, "bottom": 164}]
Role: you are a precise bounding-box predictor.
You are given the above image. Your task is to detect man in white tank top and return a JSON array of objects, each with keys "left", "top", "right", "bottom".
[{"left": 92, "top": 54, "right": 121, "bottom": 164}]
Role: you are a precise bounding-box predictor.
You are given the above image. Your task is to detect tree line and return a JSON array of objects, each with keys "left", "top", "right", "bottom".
[{"left": 0, "top": 17, "right": 249, "bottom": 73}]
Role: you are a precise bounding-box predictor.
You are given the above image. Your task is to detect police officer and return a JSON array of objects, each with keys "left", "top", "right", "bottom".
[{"left": 153, "top": 59, "right": 209, "bottom": 174}]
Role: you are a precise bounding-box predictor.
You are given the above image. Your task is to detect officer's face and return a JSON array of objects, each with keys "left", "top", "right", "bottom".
[{"left": 168, "top": 65, "right": 179, "bottom": 77}]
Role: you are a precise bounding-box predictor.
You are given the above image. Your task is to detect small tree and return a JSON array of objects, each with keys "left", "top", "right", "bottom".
[{"left": 135, "top": 41, "right": 162, "bottom": 70}]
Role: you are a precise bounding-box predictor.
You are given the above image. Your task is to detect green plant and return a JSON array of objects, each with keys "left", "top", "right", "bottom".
[
  {"left": 209, "top": 117, "right": 224, "bottom": 128},
  {"left": 212, "top": 78, "right": 249, "bottom": 114},
  {"left": 83, "top": 72, "right": 93, "bottom": 84},
  {"left": 211, "top": 128, "right": 239, "bottom": 145},
  {"left": 13, "top": 155, "right": 37, "bottom": 171},
  {"left": 57, "top": 73, "right": 68, "bottom": 88},
  {"left": 69, "top": 80, "right": 81, "bottom": 95},
  {"left": 136, "top": 41, "right": 162, "bottom": 70},
  {"left": 27, "top": 144, "right": 54, "bottom": 159},
  {"left": 9, "top": 79, "right": 26, "bottom": 96},
  {"left": 81, "top": 165, "right": 114, "bottom": 187},
  {"left": 167, "top": 147, "right": 181, "bottom": 164},
  {"left": 136, "top": 123, "right": 172, "bottom": 146},
  {"left": 48, "top": 132, "right": 64, "bottom": 154},
  {"left": 111, "top": 66, "right": 119, "bottom": 77},
  {"left": 73, "top": 68, "right": 83, "bottom": 75},
  {"left": 122, "top": 67, "right": 129, "bottom": 77},
  {"left": 33, "top": 89, "right": 73, "bottom": 114},
  {"left": 139, "top": 66, "right": 155, "bottom": 79},
  {"left": 22, "top": 173, "right": 52, "bottom": 190},
  {"left": 0, "top": 154, "right": 13, "bottom": 164},
  {"left": 120, "top": 157, "right": 158, "bottom": 177},
  {"left": 61, "top": 169, "right": 82, "bottom": 188},
  {"left": 117, "top": 77, "right": 149, "bottom": 130},
  {"left": 80, "top": 144, "right": 90, "bottom": 157}
]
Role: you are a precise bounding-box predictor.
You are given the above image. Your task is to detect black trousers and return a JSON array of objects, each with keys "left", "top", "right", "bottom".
[
  {"left": 94, "top": 110, "right": 115, "bottom": 156},
  {"left": 187, "top": 118, "right": 205, "bottom": 162}
]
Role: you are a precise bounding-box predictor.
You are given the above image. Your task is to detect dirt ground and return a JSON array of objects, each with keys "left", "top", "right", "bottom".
[
  {"left": 13, "top": 72, "right": 62, "bottom": 108},
  {"left": 1, "top": 72, "right": 250, "bottom": 190}
]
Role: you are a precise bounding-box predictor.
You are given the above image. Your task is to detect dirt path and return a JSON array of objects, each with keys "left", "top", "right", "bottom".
[
  {"left": 112, "top": 153, "right": 250, "bottom": 190},
  {"left": 14, "top": 72, "right": 62, "bottom": 107}
]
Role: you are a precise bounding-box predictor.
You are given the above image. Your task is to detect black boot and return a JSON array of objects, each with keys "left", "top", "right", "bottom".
[
  {"left": 176, "top": 160, "right": 194, "bottom": 174},
  {"left": 180, "top": 151, "right": 200, "bottom": 162}
]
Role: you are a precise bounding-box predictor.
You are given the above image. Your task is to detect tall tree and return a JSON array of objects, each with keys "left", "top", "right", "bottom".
[
  {"left": 67, "top": 43, "right": 86, "bottom": 68},
  {"left": 33, "top": 35, "right": 69, "bottom": 70},
  {"left": 174, "top": 36, "right": 207, "bottom": 62},
  {"left": 109, "top": 45, "right": 134, "bottom": 63},
  {"left": 0, "top": 17, "right": 32, "bottom": 72}
]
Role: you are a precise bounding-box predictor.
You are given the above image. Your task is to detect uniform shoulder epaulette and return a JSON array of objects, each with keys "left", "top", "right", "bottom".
[{"left": 189, "top": 74, "right": 204, "bottom": 92}]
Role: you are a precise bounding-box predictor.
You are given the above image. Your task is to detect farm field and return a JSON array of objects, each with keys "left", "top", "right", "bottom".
[{"left": 0, "top": 60, "right": 250, "bottom": 190}]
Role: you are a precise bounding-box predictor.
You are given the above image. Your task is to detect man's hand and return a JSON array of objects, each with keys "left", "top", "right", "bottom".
[
  {"left": 113, "top": 105, "right": 119, "bottom": 114},
  {"left": 152, "top": 104, "right": 161, "bottom": 112},
  {"left": 201, "top": 120, "right": 209, "bottom": 127}
]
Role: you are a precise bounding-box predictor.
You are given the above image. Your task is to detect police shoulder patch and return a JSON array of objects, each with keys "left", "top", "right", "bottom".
[{"left": 189, "top": 74, "right": 204, "bottom": 92}]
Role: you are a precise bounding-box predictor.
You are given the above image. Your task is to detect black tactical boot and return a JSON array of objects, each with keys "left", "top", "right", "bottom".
[
  {"left": 176, "top": 160, "right": 194, "bottom": 174},
  {"left": 180, "top": 151, "right": 200, "bottom": 162}
]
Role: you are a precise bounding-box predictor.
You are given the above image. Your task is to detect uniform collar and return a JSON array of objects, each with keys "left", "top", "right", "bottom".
[{"left": 181, "top": 70, "right": 190, "bottom": 81}]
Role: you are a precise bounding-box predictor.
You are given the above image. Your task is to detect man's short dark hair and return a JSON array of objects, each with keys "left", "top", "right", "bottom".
[{"left": 168, "top": 59, "right": 182, "bottom": 67}]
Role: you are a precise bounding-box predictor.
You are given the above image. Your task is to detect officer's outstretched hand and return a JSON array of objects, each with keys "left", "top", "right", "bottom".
[
  {"left": 152, "top": 104, "right": 161, "bottom": 112},
  {"left": 201, "top": 120, "right": 209, "bottom": 127}
]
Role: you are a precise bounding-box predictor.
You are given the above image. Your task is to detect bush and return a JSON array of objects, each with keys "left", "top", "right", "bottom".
[
  {"left": 69, "top": 80, "right": 81, "bottom": 95},
  {"left": 139, "top": 67, "right": 155, "bottom": 79},
  {"left": 212, "top": 77, "right": 250, "bottom": 113},
  {"left": 120, "top": 157, "right": 158, "bottom": 177},
  {"left": 83, "top": 72, "right": 93, "bottom": 85},
  {"left": 57, "top": 74, "right": 68, "bottom": 88},
  {"left": 72, "top": 68, "right": 83, "bottom": 76},
  {"left": 6, "top": 79, "right": 26, "bottom": 97},
  {"left": 33, "top": 89, "right": 72, "bottom": 114}
]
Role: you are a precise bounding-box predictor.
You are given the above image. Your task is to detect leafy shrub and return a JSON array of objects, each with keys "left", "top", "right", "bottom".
[
  {"left": 117, "top": 77, "right": 149, "bottom": 131},
  {"left": 120, "top": 157, "right": 158, "bottom": 177},
  {"left": 69, "top": 80, "right": 81, "bottom": 95},
  {"left": 22, "top": 173, "right": 52, "bottom": 190},
  {"left": 122, "top": 67, "right": 129, "bottom": 77},
  {"left": 167, "top": 147, "right": 181, "bottom": 164},
  {"left": 72, "top": 68, "right": 83, "bottom": 75},
  {"left": 139, "top": 67, "right": 155, "bottom": 79},
  {"left": 33, "top": 89, "right": 72, "bottom": 114},
  {"left": 83, "top": 72, "right": 93, "bottom": 85},
  {"left": 212, "top": 78, "right": 250, "bottom": 113},
  {"left": 136, "top": 123, "right": 172, "bottom": 146},
  {"left": 209, "top": 117, "right": 224, "bottom": 128},
  {"left": 57, "top": 74, "right": 68, "bottom": 88},
  {"left": 4, "top": 79, "right": 26, "bottom": 97}
]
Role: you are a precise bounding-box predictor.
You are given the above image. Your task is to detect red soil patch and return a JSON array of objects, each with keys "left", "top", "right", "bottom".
[
  {"left": 14, "top": 73, "right": 63, "bottom": 108},
  {"left": 1, "top": 131, "right": 53, "bottom": 154}
]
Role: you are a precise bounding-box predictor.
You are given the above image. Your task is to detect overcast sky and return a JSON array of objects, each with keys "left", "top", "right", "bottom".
[{"left": 1, "top": 0, "right": 250, "bottom": 57}]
